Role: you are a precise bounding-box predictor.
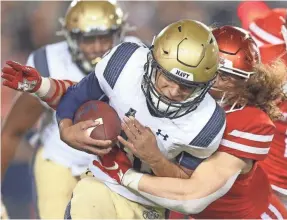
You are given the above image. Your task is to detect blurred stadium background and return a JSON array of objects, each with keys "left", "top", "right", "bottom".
[{"left": 1, "top": 1, "right": 286, "bottom": 218}]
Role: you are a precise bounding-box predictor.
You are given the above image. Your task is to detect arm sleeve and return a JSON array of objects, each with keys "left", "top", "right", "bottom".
[
  {"left": 237, "top": 1, "right": 270, "bottom": 29},
  {"left": 56, "top": 71, "right": 106, "bottom": 123},
  {"left": 176, "top": 152, "right": 205, "bottom": 170},
  {"left": 218, "top": 117, "right": 275, "bottom": 161}
]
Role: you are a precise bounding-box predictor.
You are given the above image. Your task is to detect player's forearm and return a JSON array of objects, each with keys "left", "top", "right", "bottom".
[
  {"left": 59, "top": 119, "right": 73, "bottom": 136},
  {"left": 1, "top": 93, "right": 45, "bottom": 180},
  {"left": 1, "top": 133, "right": 22, "bottom": 180},
  {"left": 122, "top": 170, "right": 203, "bottom": 214},
  {"left": 58, "top": 119, "right": 74, "bottom": 144},
  {"left": 123, "top": 170, "right": 195, "bottom": 200},
  {"left": 150, "top": 156, "right": 190, "bottom": 179},
  {"left": 35, "top": 78, "right": 75, "bottom": 110},
  {"left": 141, "top": 175, "right": 191, "bottom": 199},
  {"left": 122, "top": 153, "right": 243, "bottom": 214}
]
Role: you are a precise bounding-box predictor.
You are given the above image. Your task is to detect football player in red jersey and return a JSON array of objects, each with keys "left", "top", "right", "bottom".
[
  {"left": 238, "top": 1, "right": 287, "bottom": 208},
  {"left": 94, "top": 26, "right": 287, "bottom": 219},
  {"left": 237, "top": 1, "right": 286, "bottom": 64}
]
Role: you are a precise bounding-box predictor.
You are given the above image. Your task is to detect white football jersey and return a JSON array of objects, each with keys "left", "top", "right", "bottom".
[
  {"left": 27, "top": 38, "right": 142, "bottom": 176},
  {"left": 89, "top": 42, "right": 226, "bottom": 206}
]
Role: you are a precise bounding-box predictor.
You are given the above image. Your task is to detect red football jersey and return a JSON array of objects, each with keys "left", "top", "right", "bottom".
[
  {"left": 260, "top": 101, "right": 287, "bottom": 196},
  {"left": 219, "top": 106, "right": 275, "bottom": 161},
  {"left": 260, "top": 44, "right": 287, "bottom": 65},
  {"left": 238, "top": 6, "right": 286, "bottom": 47},
  {"left": 169, "top": 107, "right": 287, "bottom": 219},
  {"left": 171, "top": 165, "right": 287, "bottom": 219},
  {"left": 191, "top": 164, "right": 285, "bottom": 219},
  {"left": 191, "top": 107, "right": 286, "bottom": 218}
]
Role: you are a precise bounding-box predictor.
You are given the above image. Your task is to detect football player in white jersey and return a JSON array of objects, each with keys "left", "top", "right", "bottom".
[
  {"left": 1, "top": 1, "right": 140, "bottom": 218},
  {"left": 2, "top": 20, "right": 226, "bottom": 218}
]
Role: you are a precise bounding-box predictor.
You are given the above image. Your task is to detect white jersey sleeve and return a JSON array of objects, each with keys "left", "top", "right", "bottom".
[
  {"left": 176, "top": 102, "right": 226, "bottom": 170},
  {"left": 26, "top": 53, "right": 35, "bottom": 67},
  {"left": 94, "top": 42, "right": 147, "bottom": 96}
]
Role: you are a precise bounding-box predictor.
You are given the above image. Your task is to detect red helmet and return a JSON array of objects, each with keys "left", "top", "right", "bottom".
[{"left": 212, "top": 25, "right": 261, "bottom": 79}]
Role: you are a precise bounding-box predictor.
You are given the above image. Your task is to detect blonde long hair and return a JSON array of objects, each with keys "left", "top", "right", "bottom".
[{"left": 226, "top": 60, "right": 287, "bottom": 121}]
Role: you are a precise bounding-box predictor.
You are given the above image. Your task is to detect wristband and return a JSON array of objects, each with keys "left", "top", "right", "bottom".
[
  {"left": 121, "top": 169, "right": 144, "bottom": 191},
  {"left": 35, "top": 77, "right": 51, "bottom": 98}
]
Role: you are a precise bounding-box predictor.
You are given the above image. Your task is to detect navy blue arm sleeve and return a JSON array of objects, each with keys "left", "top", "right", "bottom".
[
  {"left": 56, "top": 71, "right": 106, "bottom": 123},
  {"left": 176, "top": 152, "right": 205, "bottom": 170}
]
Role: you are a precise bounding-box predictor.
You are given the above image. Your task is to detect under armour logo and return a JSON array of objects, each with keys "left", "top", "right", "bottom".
[
  {"left": 156, "top": 129, "right": 169, "bottom": 141},
  {"left": 125, "top": 108, "right": 137, "bottom": 117}
]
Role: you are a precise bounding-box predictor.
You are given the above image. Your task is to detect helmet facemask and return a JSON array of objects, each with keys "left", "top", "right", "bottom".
[
  {"left": 58, "top": 18, "right": 124, "bottom": 74},
  {"left": 211, "top": 69, "right": 249, "bottom": 113},
  {"left": 142, "top": 51, "right": 215, "bottom": 119},
  {"left": 57, "top": 1, "right": 135, "bottom": 74},
  {"left": 67, "top": 29, "right": 122, "bottom": 73}
]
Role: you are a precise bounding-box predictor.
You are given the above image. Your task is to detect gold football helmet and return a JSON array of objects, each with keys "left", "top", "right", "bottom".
[
  {"left": 142, "top": 19, "right": 219, "bottom": 119},
  {"left": 58, "top": 0, "right": 128, "bottom": 73}
]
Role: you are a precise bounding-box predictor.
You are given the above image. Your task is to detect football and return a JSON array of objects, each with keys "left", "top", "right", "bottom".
[{"left": 74, "top": 100, "right": 121, "bottom": 142}]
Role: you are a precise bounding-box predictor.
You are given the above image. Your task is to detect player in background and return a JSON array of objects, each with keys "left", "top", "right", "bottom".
[
  {"left": 238, "top": 1, "right": 287, "bottom": 208},
  {"left": 91, "top": 26, "right": 286, "bottom": 219},
  {"left": 1, "top": 1, "right": 140, "bottom": 218},
  {"left": 2, "top": 20, "right": 226, "bottom": 218},
  {"left": 237, "top": 1, "right": 286, "bottom": 63}
]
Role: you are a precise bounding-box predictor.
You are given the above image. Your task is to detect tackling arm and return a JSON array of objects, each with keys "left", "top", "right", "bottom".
[
  {"left": 122, "top": 151, "right": 246, "bottom": 214},
  {"left": 237, "top": 1, "right": 270, "bottom": 29}
]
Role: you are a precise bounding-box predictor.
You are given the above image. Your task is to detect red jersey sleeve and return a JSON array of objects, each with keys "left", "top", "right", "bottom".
[{"left": 218, "top": 107, "right": 275, "bottom": 161}]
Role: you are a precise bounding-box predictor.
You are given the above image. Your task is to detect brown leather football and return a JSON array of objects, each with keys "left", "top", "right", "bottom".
[{"left": 74, "top": 100, "right": 121, "bottom": 142}]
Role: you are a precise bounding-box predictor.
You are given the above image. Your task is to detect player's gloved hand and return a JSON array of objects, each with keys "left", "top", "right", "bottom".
[
  {"left": 93, "top": 146, "right": 133, "bottom": 184},
  {"left": 1, "top": 61, "right": 42, "bottom": 93}
]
